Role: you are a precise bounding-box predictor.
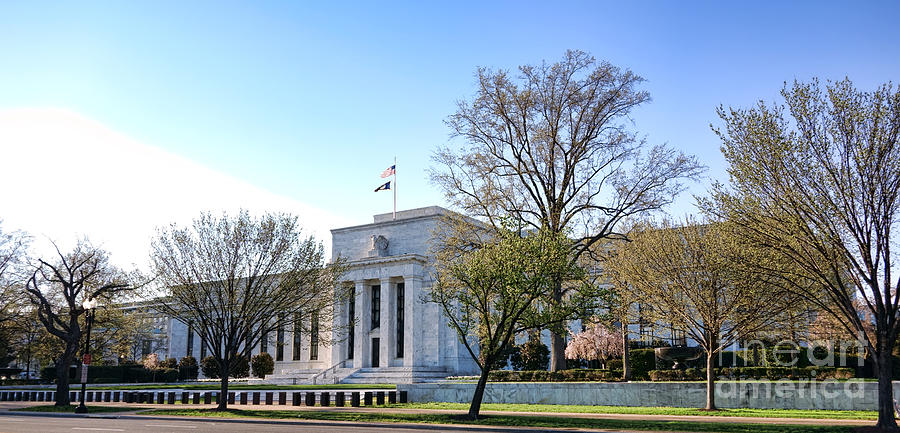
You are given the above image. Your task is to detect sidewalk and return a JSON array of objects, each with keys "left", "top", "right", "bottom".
[{"left": 0, "top": 400, "right": 874, "bottom": 427}]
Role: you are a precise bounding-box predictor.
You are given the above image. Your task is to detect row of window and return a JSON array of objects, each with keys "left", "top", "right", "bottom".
[
  {"left": 186, "top": 312, "right": 321, "bottom": 362},
  {"left": 348, "top": 282, "right": 405, "bottom": 360}
]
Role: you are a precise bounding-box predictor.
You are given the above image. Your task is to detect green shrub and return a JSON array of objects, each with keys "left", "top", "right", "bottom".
[
  {"left": 231, "top": 355, "right": 250, "bottom": 378},
  {"left": 488, "top": 368, "right": 623, "bottom": 382},
  {"left": 251, "top": 353, "right": 274, "bottom": 378},
  {"left": 648, "top": 366, "right": 857, "bottom": 381},
  {"left": 607, "top": 358, "right": 624, "bottom": 371},
  {"left": 200, "top": 356, "right": 219, "bottom": 379},
  {"left": 179, "top": 356, "right": 198, "bottom": 380},
  {"left": 161, "top": 357, "right": 178, "bottom": 369},
  {"left": 510, "top": 337, "right": 550, "bottom": 371},
  {"left": 628, "top": 349, "right": 656, "bottom": 380}
]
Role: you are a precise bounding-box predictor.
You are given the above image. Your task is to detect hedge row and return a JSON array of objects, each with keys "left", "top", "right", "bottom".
[
  {"left": 488, "top": 369, "right": 625, "bottom": 382},
  {"left": 648, "top": 366, "right": 855, "bottom": 381},
  {"left": 40, "top": 365, "right": 185, "bottom": 384}
]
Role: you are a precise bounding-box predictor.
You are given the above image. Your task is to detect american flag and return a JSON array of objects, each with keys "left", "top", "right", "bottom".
[{"left": 380, "top": 164, "right": 396, "bottom": 178}]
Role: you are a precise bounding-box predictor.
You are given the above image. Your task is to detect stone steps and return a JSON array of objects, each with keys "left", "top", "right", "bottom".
[{"left": 341, "top": 367, "right": 449, "bottom": 384}]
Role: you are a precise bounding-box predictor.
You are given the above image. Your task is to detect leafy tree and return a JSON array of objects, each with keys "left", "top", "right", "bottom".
[
  {"left": 430, "top": 227, "right": 588, "bottom": 419},
  {"left": 431, "top": 50, "right": 704, "bottom": 370},
  {"left": 510, "top": 334, "right": 550, "bottom": 371},
  {"left": 148, "top": 210, "right": 344, "bottom": 410},
  {"left": 251, "top": 352, "right": 274, "bottom": 378},
  {"left": 24, "top": 241, "right": 132, "bottom": 406},
  {"left": 605, "top": 219, "right": 795, "bottom": 410},
  {"left": 704, "top": 79, "right": 900, "bottom": 428},
  {"left": 565, "top": 323, "right": 623, "bottom": 369}
]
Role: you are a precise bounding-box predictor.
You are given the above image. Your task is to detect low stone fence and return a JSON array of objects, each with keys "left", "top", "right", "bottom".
[
  {"left": 0, "top": 389, "right": 407, "bottom": 407},
  {"left": 398, "top": 381, "right": 899, "bottom": 411}
]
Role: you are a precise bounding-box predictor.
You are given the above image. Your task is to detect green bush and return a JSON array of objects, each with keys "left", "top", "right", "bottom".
[
  {"left": 231, "top": 355, "right": 250, "bottom": 378},
  {"left": 251, "top": 352, "right": 274, "bottom": 378},
  {"left": 648, "top": 366, "right": 856, "bottom": 381},
  {"left": 510, "top": 338, "right": 550, "bottom": 371},
  {"left": 200, "top": 356, "right": 219, "bottom": 379},
  {"left": 161, "top": 357, "right": 178, "bottom": 369},
  {"left": 488, "top": 369, "right": 624, "bottom": 382},
  {"left": 628, "top": 349, "right": 656, "bottom": 380},
  {"left": 179, "top": 356, "right": 198, "bottom": 380},
  {"left": 607, "top": 358, "right": 624, "bottom": 371}
]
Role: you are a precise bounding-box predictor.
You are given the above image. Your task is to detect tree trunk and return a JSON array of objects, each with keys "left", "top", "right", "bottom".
[
  {"left": 622, "top": 321, "right": 631, "bottom": 380},
  {"left": 549, "top": 332, "right": 567, "bottom": 372},
  {"left": 217, "top": 362, "right": 230, "bottom": 410},
  {"left": 467, "top": 367, "right": 490, "bottom": 420},
  {"left": 54, "top": 344, "right": 77, "bottom": 406},
  {"left": 705, "top": 352, "right": 716, "bottom": 411},
  {"left": 874, "top": 348, "right": 898, "bottom": 430}
]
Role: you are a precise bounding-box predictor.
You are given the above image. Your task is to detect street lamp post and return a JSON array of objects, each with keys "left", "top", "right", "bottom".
[{"left": 74, "top": 297, "right": 97, "bottom": 413}]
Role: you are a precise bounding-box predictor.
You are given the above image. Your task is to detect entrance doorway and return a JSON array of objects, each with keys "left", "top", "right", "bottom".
[{"left": 371, "top": 338, "right": 380, "bottom": 367}]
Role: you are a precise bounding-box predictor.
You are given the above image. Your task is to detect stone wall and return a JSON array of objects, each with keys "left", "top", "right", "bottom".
[{"left": 399, "top": 381, "right": 900, "bottom": 411}]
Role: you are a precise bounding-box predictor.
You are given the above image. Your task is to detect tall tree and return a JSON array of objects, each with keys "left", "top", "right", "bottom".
[
  {"left": 430, "top": 227, "right": 591, "bottom": 419},
  {"left": 705, "top": 79, "right": 900, "bottom": 428},
  {"left": 605, "top": 219, "right": 793, "bottom": 410},
  {"left": 0, "top": 221, "right": 29, "bottom": 325},
  {"left": 148, "top": 210, "right": 344, "bottom": 410},
  {"left": 431, "top": 50, "right": 704, "bottom": 369},
  {"left": 24, "top": 241, "right": 131, "bottom": 406}
]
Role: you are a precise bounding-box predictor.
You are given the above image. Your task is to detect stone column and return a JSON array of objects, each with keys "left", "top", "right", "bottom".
[
  {"left": 353, "top": 280, "right": 370, "bottom": 368},
  {"left": 329, "top": 284, "right": 346, "bottom": 367},
  {"left": 380, "top": 277, "right": 394, "bottom": 368},
  {"left": 402, "top": 276, "right": 422, "bottom": 367}
]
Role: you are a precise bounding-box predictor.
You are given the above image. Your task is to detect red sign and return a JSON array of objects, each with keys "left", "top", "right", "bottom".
[{"left": 82, "top": 354, "right": 92, "bottom": 365}]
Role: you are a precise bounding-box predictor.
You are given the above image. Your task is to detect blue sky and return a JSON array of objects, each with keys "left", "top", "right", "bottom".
[{"left": 1, "top": 1, "right": 898, "bottom": 264}]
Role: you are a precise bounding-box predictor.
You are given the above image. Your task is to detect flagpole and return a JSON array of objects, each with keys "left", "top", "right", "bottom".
[{"left": 392, "top": 156, "right": 397, "bottom": 220}]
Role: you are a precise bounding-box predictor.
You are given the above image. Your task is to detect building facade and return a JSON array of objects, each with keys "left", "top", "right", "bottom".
[{"left": 162, "top": 206, "right": 478, "bottom": 383}]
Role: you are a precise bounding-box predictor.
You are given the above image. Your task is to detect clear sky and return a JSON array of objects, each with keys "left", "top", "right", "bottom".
[{"left": 0, "top": 1, "right": 897, "bottom": 267}]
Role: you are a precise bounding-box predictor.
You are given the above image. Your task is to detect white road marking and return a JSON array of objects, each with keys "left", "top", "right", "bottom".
[
  {"left": 71, "top": 429, "right": 125, "bottom": 431},
  {"left": 144, "top": 425, "right": 197, "bottom": 429}
]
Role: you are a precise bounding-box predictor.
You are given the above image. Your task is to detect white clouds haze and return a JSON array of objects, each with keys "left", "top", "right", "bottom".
[{"left": 0, "top": 108, "right": 348, "bottom": 270}]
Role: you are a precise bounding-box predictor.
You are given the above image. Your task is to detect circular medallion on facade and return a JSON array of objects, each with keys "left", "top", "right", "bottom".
[{"left": 374, "top": 235, "right": 389, "bottom": 254}]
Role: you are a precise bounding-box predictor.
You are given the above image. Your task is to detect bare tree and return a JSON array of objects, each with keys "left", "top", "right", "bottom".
[
  {"left": 148, "top": 210, "right": 344, "bottom": 410},
  {"left": 705, "top": 79, "right": 900, "bottom": 428},
  {"left": 24, "top": 241, "right": 131, "bottom": 406},
  {"left": 432, "top": 50, "right": 705, "bottom": 369},
  {"left": 605, "top": 219, "right": 795, "bottom": 410}
]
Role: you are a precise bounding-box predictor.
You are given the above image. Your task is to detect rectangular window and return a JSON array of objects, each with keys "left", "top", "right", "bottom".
[
  {"left": 260, "top": 330, "right": 268, "bottom": 354},
  {"left": 396, "top": 282, "right": 404, "bottom": 358},
  {"left": 371, "top": 285, "right": 381, "bottom": 330},
  {"left": 186, "top": 324, "right": 194, "bottom": 357},
  {"left": 310, "top": 311, "right": 319, "bottom": 361},
  {"left": 348, "top": 286, "right": 355, "bottom": 359},
  {"left": 293, "top": 313, "right": 302, "bottom": 361},
  {"left": 276, "top": 314, "right": 285, "bottom": 362}
]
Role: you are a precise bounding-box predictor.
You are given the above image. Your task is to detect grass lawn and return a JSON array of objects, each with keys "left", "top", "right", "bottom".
[
  {"left": 388, "top": 402, "right": 877, "bottom": 420},
  {"left": 14, "top": 405, "right": 136, "bottom": 413},
  {"left": 139, "top": 408, "right": 856, "bottom": 433}
]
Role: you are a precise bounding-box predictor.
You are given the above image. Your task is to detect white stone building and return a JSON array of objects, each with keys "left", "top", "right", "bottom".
[{"left": 163, "top": 206, "right": 479, "bottom": 383}]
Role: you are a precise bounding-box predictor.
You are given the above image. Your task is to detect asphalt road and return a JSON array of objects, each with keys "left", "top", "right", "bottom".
[{"left": 0, "top": 413, "right": 627, "bottom": 433}]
